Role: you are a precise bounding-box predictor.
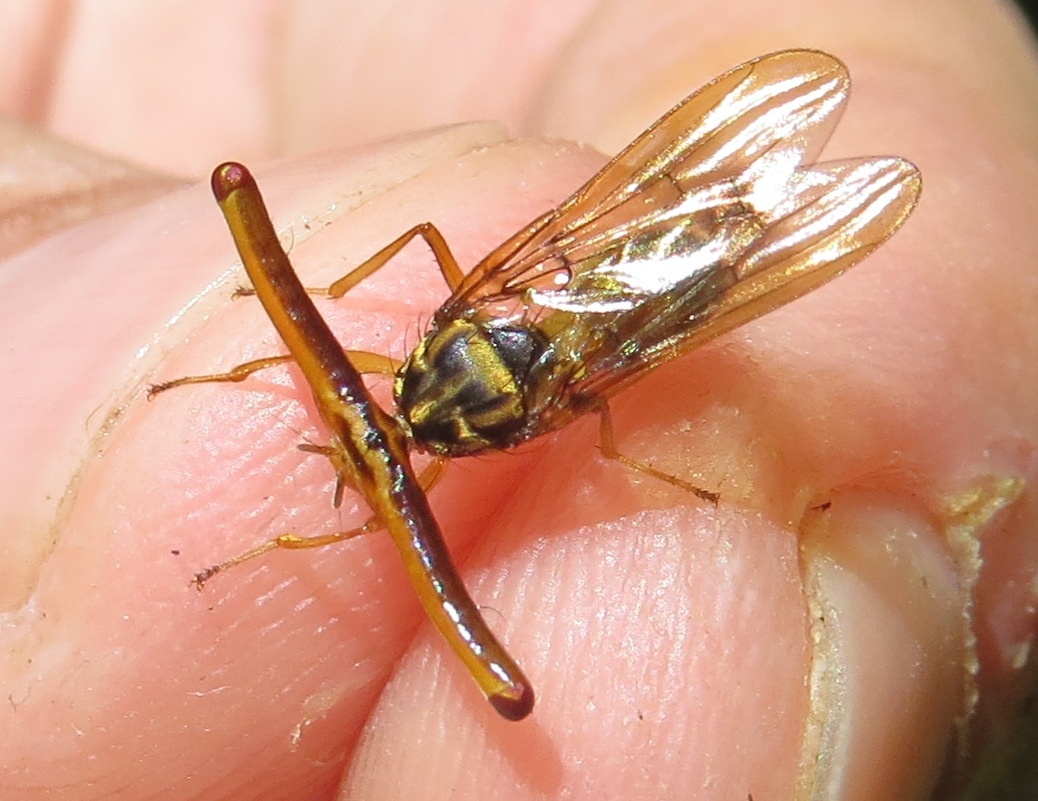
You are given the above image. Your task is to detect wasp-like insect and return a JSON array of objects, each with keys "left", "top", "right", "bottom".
[{"left": 152, "top": 50, "right": 921, "bottom": 720}]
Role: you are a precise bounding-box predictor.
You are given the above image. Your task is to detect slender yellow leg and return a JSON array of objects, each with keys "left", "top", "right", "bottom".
[
  {"left": 191, "top": 519, "right": 379, "bottom": 587},
  {"left": 148, "top": 355, "right": 295, "bottom": 397},
  {"left": 150, "top": 350, "right": 400, "bottom": 399},
  {"left": 191, "top": 455, "right": 450, "bottom": 588},
  {"left": 326, "top": 223, "right": 465, "bottom": 296},
  {"left": 597, "top": 403, "right": 719, "bottom": 504}
]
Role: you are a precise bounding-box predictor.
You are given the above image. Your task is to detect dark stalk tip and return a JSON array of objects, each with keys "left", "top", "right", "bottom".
[
  {"left": 490, "top": 683, "right": 535, "bottom": 721},
  {"left": 211, "top": 162, "right": 253, "bottom": 201}
]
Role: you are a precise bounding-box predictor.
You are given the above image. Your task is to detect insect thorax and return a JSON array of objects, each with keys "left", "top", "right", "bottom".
[{"left": 394, "top": 317, "right": 552, "bottom": 457}]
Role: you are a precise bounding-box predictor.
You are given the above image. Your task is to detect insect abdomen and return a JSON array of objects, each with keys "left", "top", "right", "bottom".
[{"left": 395, "top": 318, "right": 551, "bottom": 456}]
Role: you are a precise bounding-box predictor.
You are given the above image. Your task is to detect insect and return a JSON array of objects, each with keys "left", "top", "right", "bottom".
[{"left": 151, "top": 49, "right": 921, "bottom": 721}]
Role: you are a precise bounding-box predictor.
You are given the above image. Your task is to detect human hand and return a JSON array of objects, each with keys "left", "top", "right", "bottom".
[{"left": 2, "top": 3, "right": 1037, "bottom": 800}]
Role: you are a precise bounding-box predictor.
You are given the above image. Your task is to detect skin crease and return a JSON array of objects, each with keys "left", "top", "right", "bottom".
[{"left": 2, "top": 1, "right": 1038, "bottom": 800}]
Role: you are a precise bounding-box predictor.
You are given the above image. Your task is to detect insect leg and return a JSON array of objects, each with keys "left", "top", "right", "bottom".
[
  {"left": 148, "top": 355, "right": 294, "bottom": 398},
  {"left": 192, "top": 456, "right": 449, "bottom": 588},
  {"left": 235, "top": 223, "right": 464, "bottom": 298},
  {"left": 300, "top": 350, "right": 405, "bottom": 508},
  {"left": 325, "top": 222, "right": 465, "bottom": 297},
  {"left": 149, "top": 350, "right": 399, "bottom": 400},
  {"left": 299, "top": 430, "right": 447, "bottom": 511},
  {"left": 597, "top": 403, "right": 719, "bottom": 504},
  {"left": 192, "top": 518, "right": 379, "bottom": 588}
]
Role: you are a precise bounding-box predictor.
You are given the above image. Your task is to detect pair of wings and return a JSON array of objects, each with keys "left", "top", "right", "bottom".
[{"left": 443, "top": 49, "right": 921, "bottom": 402}]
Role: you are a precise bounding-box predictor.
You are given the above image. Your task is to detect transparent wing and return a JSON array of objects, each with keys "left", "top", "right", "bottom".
[
  {"left": 445, "top": 49, "right": 854, "bottom": 310},
  {"left": 441, "top": 49, "right": 921, "bottom": 407},
  {"left": 562, "top": 155, "right": 920, "bottom": 402}
]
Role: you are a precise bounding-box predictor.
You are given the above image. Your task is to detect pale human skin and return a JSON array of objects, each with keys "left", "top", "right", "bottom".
[{"left": 2, "top": 2, "right": 1037, "bottom": 800}]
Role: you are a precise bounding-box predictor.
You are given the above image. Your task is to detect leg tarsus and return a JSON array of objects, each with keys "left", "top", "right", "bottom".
[
  {"left": 234, "top": 284, "right": 331, "bottom": 298},
  {"left": 597, "top": 403, "right": 719, "bottom": 504},
  {"left": 192, "top": 518, "right": 381, "bottom": 589},
  {"left": 235, "top": 223, "right": 463, "bottom": 298},
  {"left": 150, "top": 349, "right": 399, "bottom": 402},
  {"left": 148, "top": 355, "right": 295, "bottom": 398},
  {"left": 191, "top": 457, "right": 449, "bottom": 589}
]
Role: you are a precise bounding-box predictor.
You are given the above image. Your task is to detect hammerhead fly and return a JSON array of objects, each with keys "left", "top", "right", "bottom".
[{"left": 151, "top": 50, "right": 921, "bottom": 720}]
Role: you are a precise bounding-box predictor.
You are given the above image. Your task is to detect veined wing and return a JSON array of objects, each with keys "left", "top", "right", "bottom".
[
  {"left": 559, "top": 154, "right": 920, "bottom": 403},
  {"left": 444, "top": 49, "right": 854, "bottom": 310},
  {"left": 441, "top": 49, "right": 920, "bottom": 406}
]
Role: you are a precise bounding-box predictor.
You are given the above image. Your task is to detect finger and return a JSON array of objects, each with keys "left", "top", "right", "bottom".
[
  {"left": 342, "top": 9, "right": 1038, "bottom": 801},
  {"left": 0, "top": 127, "right": 602, "bottom": 799},
  {"left": 0, "top": 118, "right": 183, "bottom": 258}
]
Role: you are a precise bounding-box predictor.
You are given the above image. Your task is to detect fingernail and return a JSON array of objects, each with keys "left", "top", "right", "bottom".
[{"left": 797, "top": 490, "right": 964, "bottom": 801}]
